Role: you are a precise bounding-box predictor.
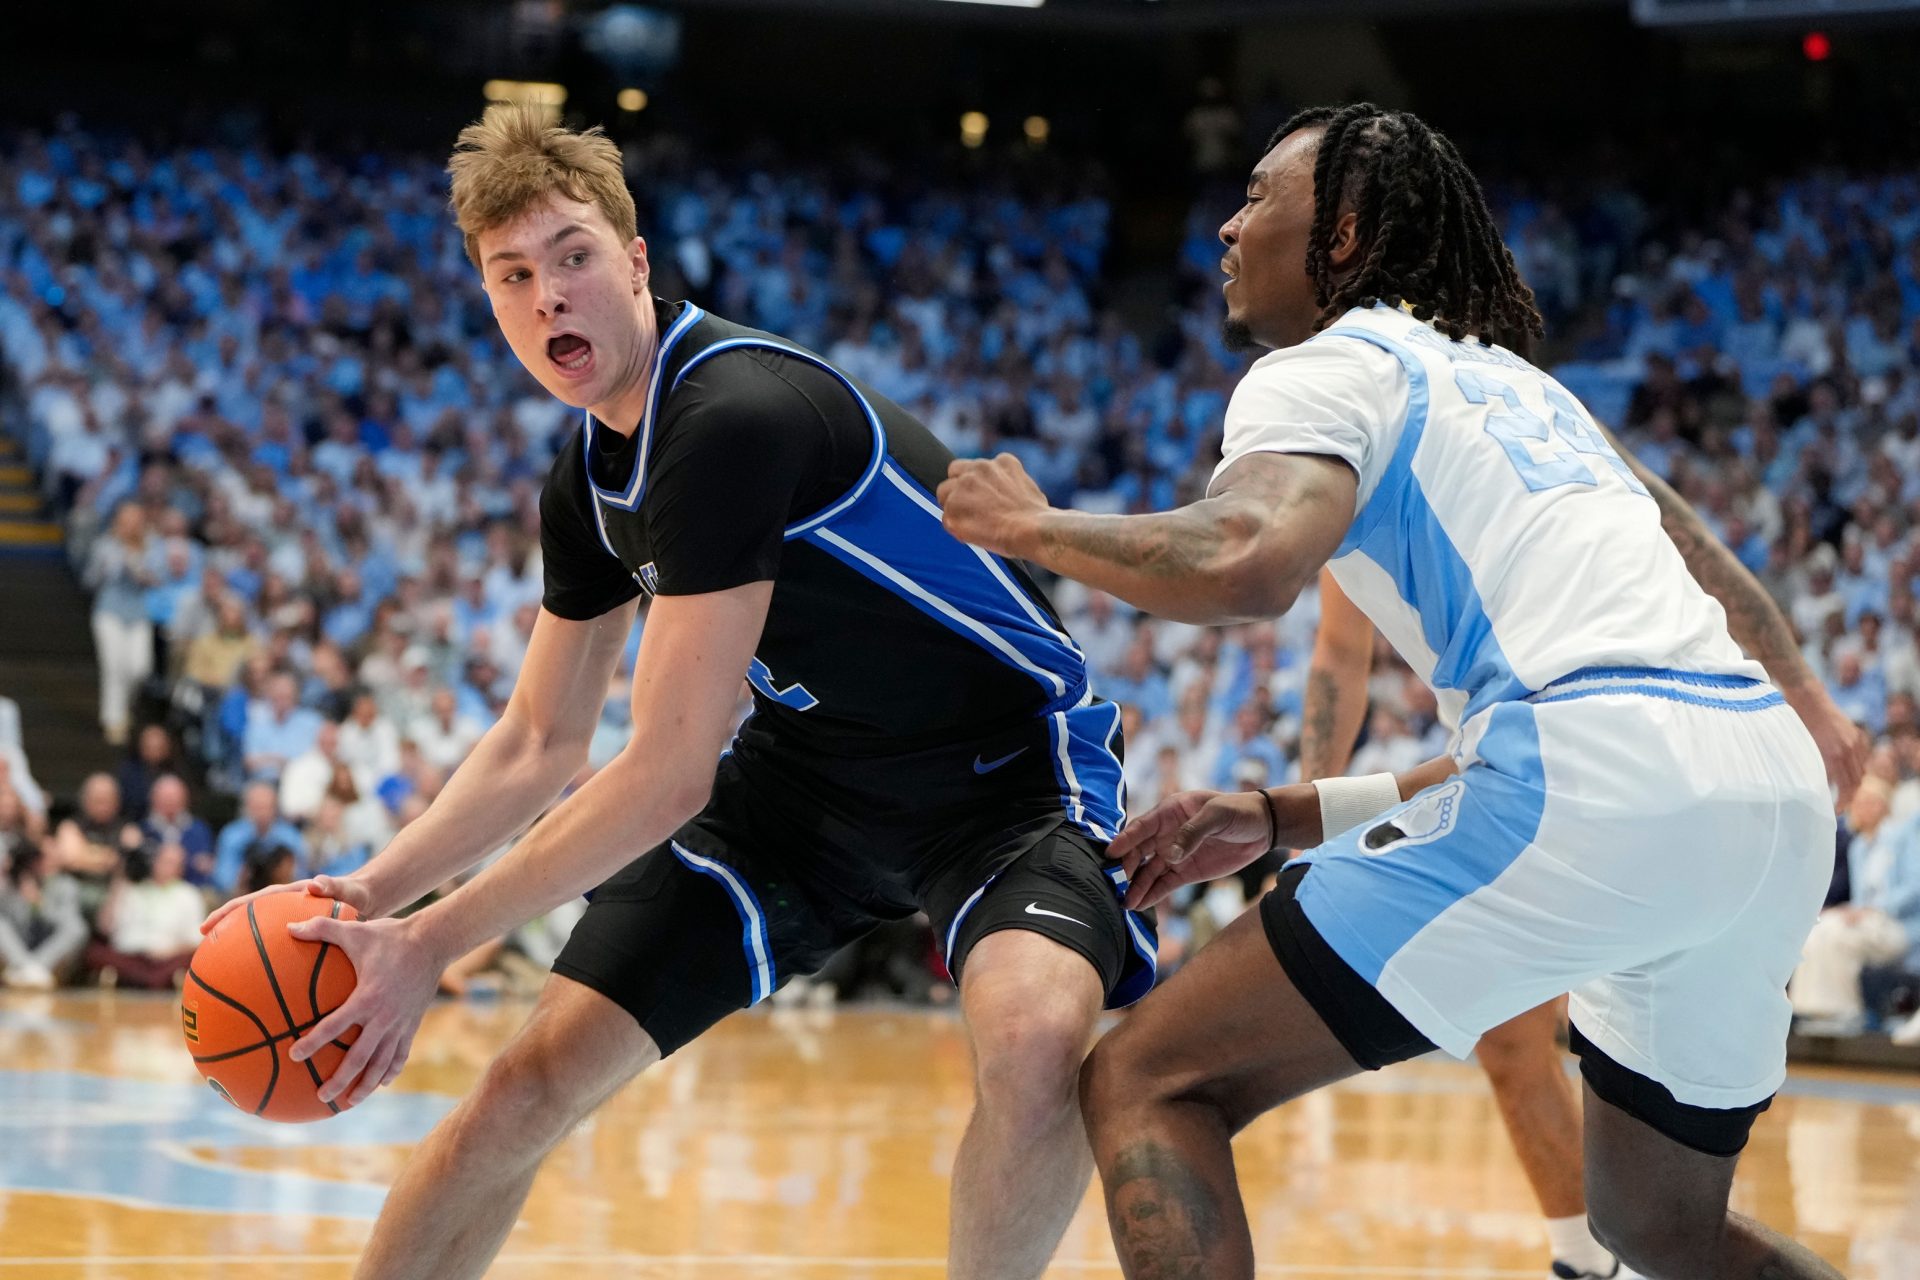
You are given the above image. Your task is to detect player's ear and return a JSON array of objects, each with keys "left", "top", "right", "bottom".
[
  {"left": 629, "top": 236, "right": 650, "bottom": 293},
  {"left": 1326, "top": 211, "right": 1361, "bottom": 276}
]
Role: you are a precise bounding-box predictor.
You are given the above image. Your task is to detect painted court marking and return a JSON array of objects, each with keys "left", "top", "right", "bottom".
[{"left": 0, "top": 1259, "right": 1543, "bottom": 1277}]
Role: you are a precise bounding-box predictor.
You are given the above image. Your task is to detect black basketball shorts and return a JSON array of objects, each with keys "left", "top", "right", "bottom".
[{"left": 554, "top": 739, "right": 1157, "bottom": 1057}]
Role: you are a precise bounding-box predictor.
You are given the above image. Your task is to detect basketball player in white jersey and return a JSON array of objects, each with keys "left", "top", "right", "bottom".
[{"left": 941, "top": 104, "right": 1847, "bottom": 1279}]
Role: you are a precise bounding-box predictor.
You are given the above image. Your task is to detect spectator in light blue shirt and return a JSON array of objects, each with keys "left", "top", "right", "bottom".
[
  {"left": 1830, "top": 650, "right": 1886, "bottom": 735},
  {"left": 449, "top": 576, "right": 500, "bottom": 649},
  {"left": 1209, "top": 701, "right": 1291, "bottom": 792},
  {"left": 212, "top": 782, "right": 307, "bottom": 894},
  {"left": 1100, "top": 632, "right": 1174, "bottom": 725},
  {"left": 243, "top": 671, "right": 324, "bottom": 783},
  {"left": 322, "top": 568, "right": 377, "bottom": 650},
  {"left": 144, "top": 538, "right": 200, "bottom": 630}
]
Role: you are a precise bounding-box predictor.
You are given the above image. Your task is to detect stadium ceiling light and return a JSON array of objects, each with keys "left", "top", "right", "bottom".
[
  {"left": 932, "top": 0, "right": 1045, "bottom": 8},
  {"left": 482, "top": 80, "right": 569, "bottom": 107},
  {"left": 618, "top": 87, "right": 649, "bottom": 112},
  {"left": 960, "top": 111, "right": 989, "bottom": 148}
]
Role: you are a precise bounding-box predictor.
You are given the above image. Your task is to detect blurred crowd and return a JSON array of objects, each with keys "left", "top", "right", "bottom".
[{"left": 0, "top": 115, "right": 1917, "bottom": 1035}]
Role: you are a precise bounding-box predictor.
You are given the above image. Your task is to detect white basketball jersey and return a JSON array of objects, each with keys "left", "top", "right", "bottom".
[{"left": 1210, "top": 304, "right": 1763, "bottom": 736}]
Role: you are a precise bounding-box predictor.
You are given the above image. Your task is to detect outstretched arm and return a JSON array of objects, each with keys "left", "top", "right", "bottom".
[
  {"left": 1602, "top": 426, "right": 1867, "bottom": 803},
  {"left": 1109, "top": 755, "right": 1459, "bottom": 910},
  {"left": 939, "top": 451, "right": 1356, "bottom": 626},
  {"left": 203, "top": 600, "right": 639, "bottom": 932},
  {"left": 286, "top": 581, "right": 772, "bottom": 1106}
]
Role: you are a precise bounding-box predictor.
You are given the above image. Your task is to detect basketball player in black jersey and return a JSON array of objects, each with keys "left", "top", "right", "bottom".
[{"left": 202, "top": 106, "right": 1154, "bottom": 1279}]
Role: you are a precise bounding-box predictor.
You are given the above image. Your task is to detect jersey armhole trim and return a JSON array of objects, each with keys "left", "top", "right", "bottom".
[{"left": 653, "top": 336, "right": 888, "bottom": 541}]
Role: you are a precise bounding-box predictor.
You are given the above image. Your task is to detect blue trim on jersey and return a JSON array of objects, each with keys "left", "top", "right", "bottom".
[
  {"left": 1048, "top": 694, "right": 1126, "bottom": 843},
  {"left": 670, "top": 841, "right": 775, "bottom": 1004},
  {"left": 944, "top": 875, "right": 997, "bottom": 970},
  {"left": 1295, "top": 699, "right": 1547, "bottom": 985},
  {"left": 1529, "top": 665, "right": 1781, "bottom": 710},
  {"left": 803, "top": 461, "right": 1119, "bottom": 841},
  {"left": 803, "top": 464, "right": 1087, "bottom": 702},
  {"left": 1530, "top": 684, "right": 1786, "bottom": 712},
  {"left": 1544, "top": 665, "right": 1768, "bottom": 691},
  {"left": 1321, "top": 325, "right": 1530, "bottom": 721},
  {"left": 663, "top": 336, "right": 889, "bottom": 539},
  {"left": 1102, "top": 865, "right": 1160, "bottom": 1008},
  {"left": 584, "top": 303, "right": 707, "bottom": 515}
]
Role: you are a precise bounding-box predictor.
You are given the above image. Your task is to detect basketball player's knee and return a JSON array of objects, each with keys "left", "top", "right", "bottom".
[
  {"left": 1585, "top": 1187, "right": 1715, "bottom": 1278},
  {"left": 470, "top": 1044, "right": 594, "bottom": 1146},
  {"left": 972, "top": 1004, "right": 1094, "bottom": 1127},
  {"left": 1078, "top": 1024, "right": 1157, "bottom": 1131},
  {"left": 1473, "top": 1022, "right": 1554, "bottom": 1090}
]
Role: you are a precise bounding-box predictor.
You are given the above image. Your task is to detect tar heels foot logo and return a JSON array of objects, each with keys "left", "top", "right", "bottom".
[{"left": 1361, "top": 778, "right": 1465, "bottom": 856}]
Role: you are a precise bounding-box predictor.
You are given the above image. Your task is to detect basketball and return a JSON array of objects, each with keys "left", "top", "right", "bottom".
[{"left": 181, "top": 894, "right": 360, "bottom": 1123}]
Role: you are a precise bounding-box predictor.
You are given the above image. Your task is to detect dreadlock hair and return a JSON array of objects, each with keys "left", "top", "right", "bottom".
[{"left": 1268, "top": 103, "right": 1544, "bottom": 357}]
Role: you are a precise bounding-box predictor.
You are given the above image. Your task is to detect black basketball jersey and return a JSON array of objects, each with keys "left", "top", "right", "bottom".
[{"left": 538, "top": 300, "right": 1123, "bottom": 838}]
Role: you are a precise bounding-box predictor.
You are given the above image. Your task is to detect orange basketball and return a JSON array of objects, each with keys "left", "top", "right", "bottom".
[{"left": 182, "top": 892, "right": 360, "bottom": 1123}]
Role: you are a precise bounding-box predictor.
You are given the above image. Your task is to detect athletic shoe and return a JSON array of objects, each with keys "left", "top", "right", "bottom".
[{"left": 1552, "top": 1261, "right": 1622, "bottom": 1280}]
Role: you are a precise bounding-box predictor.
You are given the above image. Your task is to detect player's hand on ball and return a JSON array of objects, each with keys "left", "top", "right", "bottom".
[
  {"left": 937, "top": 454, "right": 1050, "bottom": 557},
  {"left": 1110, "top": 788, "right": 1299, "bottom": 910},
  {"left": 200, "top": 874, "right": 373, "bottom": 937},
  {"left": 285, "top": 913, "right": 440, "bottom": 1109}
]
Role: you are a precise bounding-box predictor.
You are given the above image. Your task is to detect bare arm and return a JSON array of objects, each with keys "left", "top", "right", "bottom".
[
  {"left": 407, "top": 581, "right": 770, "bottom": 962},
  {"left": 1110, "top": 755, "right": 1460, "bottom": 908},
  {"left": 939, "top": 452, "right": 1357, "bottom": 626},
  {"left": 352, "top": 601, "right": 640, "bottom": 917},
  {"left": 204, "top": 600, "right": 640, "bottom": 933},
  {"left": 283, "top": 582, "right": 770, "bottom": 1106},
  {"left": 1298, "top": 568, "right": 1374, "bottom": 783},
  {"left": 1602, "top": 425, "right": 1868, "bottom": 803}
]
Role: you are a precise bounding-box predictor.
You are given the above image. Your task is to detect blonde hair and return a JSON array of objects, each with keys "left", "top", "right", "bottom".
[{"left": 446, "top": 103, "right": 638, "bottom": 269}]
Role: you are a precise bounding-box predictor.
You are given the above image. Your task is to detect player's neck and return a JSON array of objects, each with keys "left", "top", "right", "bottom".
[{"left": 586, "top": 302, "right": 662, "bottom": 438}]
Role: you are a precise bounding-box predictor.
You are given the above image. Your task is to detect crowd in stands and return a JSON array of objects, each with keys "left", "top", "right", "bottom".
[{"left": 0, "top": 113, "right": 1917, "bottom": 1038}]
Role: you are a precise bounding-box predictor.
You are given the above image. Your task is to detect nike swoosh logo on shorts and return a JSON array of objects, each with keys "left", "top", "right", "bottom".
[
  {"left": 1024, "top": 903, "right": 1090, "bottom": 928},
  {"left": 973, "top": 747, "right": 1028, "bottom": 774}
]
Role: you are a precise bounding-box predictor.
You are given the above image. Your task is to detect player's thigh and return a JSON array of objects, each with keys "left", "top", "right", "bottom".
[
  {"left": 554, "top": 778, "right": 853, "bottom": 1058},
  {"left": 1080, "top": 902, "right": 1361, "bottom": 1136},
  {"left": 938, "top": 824, "right": 1158, "bottom": 1013},
  {"left": 1580, "top": 1074, "right": 1741, "bottom": 1264},
  {"left": 1568, "top": 773, "right": 1832, "bottom": 1122},
  {"left": 1287, "top": 698, "right": 1768, "bottom": 1060}
]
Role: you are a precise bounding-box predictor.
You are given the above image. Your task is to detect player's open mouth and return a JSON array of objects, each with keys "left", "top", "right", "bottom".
[{"left": 548, "top": 333, "right": 594, "bottom": 377}]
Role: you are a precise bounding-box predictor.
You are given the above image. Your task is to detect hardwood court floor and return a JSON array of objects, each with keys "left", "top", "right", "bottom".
[{"left": 1, "top": 991, "right": 1917, "bottom": 1279}]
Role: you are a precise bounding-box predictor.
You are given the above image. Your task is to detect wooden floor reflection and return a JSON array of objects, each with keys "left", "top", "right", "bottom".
[{"left": 1, "top": 992, "right": 1917, "bottom": 1278}]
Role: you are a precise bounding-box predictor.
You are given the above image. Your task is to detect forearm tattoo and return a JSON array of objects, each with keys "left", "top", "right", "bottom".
[
  {"left": 1107, "top": 1142, "right": 1223, "bottom": 1280},
  {"left": 1035, "top": 455, "right": 1340, "bottom": 580},
  {"left": 1036, "top": 505, "right": 1243, "bottom": 579},
  {"left": 1298, "top": 668, "right": 1347, "bottom": 782}
]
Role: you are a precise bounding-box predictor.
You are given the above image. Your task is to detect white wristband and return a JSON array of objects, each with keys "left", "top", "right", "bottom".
[{"left": 1314, "top": 773, "right": 1404, "bottom": 840}]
